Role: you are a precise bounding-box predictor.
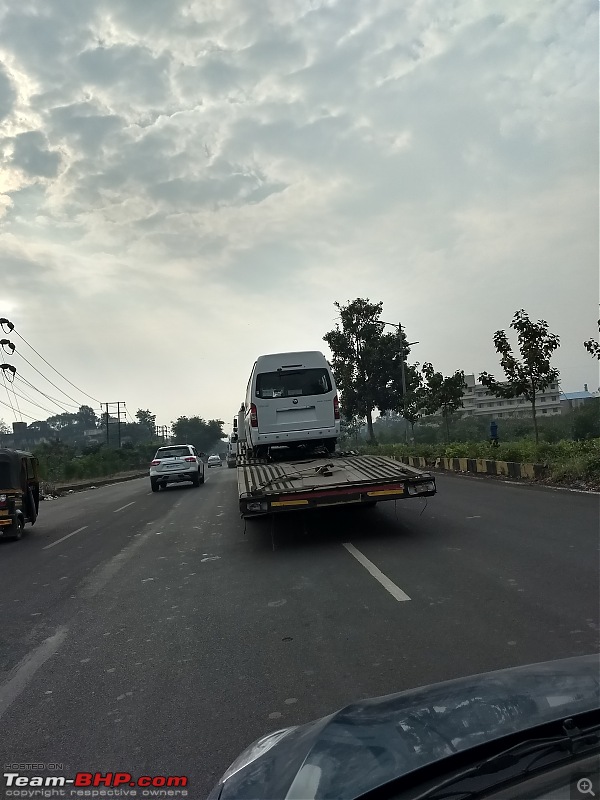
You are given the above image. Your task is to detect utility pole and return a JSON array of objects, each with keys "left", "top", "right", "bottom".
[{"left": 103, "top": 402, "right": 126, "bottom": 447}]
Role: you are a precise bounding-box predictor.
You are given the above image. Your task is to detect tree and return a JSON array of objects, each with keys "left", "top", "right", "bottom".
[
  {"left": 584, "top": 320, "right": 600, "bottom": 360},
  {"left": 339, "top": 413, "right": 366, "bottom": 448},
  {"left": 171, "top": 416, "right": 224, "bottom": 454},
  {"left": 323, "top": 298, "right": 413, "bottom": 443},
  {"left": 479, "top": 309, "right": 560, "bottom": 445},
  {"left": 572, "top": 398, "right": 600, "bottom": 440},
  {"left": 421, "top": 363, "right": 466, "bottom": 442},
  {"left": 136, "top": 409, "right": 156, "bottom": 439},
  {"left": 0, "top": 418, "right": 9, "bottom": 434},
  {"left": 396, "top": 363, "right": 430, "bottom": 443},
  {"left": 77, "top": 405, "right": 98, "bottom": 429}
]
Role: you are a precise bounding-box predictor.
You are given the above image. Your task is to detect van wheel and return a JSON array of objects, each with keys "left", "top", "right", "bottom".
[
  {"left": 323, "top": 439, "right": 336, "bottom": 454},
  {"left": 7, "top": 517, "right": 25, "bottom": 541},
  {"left": 255, "top": 445, "right": 268, "bottom": 459}
]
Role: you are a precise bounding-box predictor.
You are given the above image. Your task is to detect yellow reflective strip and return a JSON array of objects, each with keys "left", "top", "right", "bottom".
[
  {"left": 271, "top": 499, "right": 309, "bottom": 507},
  {"left": 367, "top": 489, "right": 404, "bottom": 497}
]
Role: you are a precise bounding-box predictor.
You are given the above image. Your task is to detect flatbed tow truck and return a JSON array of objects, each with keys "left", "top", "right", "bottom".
[{"left": 235, "top": 442, "right": 436, "bottom": 518}]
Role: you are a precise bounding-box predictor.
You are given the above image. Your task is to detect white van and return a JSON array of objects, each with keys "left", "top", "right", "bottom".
[{"left": 243, "top": 351, "right": 340, "bottom": 457}]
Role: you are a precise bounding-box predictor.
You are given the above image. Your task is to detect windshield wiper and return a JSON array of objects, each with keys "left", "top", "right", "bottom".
[{"left": 408, "top": 718, "right": 600, "bottom": 800}]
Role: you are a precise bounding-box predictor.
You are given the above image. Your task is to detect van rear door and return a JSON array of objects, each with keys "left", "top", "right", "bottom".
[{"left": 254, "top": 365, "right": 335, "bottom": 435}]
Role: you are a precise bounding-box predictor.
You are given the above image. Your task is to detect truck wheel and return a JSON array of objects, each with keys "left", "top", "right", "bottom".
[
  {"left": 7, "top": 516, "right": 25, "bottom": 541},
  {"left": 150, "top": 479, "right": 160, "bottom": 493}
]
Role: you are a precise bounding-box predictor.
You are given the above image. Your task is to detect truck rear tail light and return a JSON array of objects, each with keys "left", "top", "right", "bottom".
[
  {"left": 250, "top": 403, "right": 258, "bottom": 428},
  {"left": 150, "top": 460, "right": 161, "bottom": 466},
  {"left": 333, "top": 395, "right": 340, "bottom": 420}
]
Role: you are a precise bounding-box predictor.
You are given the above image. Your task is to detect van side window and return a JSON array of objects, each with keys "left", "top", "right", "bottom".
[{"left": 256, "top": 368, "right": 332, "bottom": 399}]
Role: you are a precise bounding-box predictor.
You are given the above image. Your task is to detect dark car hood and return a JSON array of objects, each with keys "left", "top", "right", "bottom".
[{"left": 209, "top": 654, "right": 600, "bottom": 800}]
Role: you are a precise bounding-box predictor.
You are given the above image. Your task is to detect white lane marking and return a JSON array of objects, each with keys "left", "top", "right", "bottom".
[
  {"left": 43, "top": 526, "right": 88, "bottom": 550},
  {"left": 0, "top": 626, "right": 68, "bottom": 720},
  {"left": 113, "top": 502, "right": 135, "bottom": 513},
  {"left": 342, "top": 543, "right": 411, "bottom": 602},
  {"left": 466, "top": 515, "right": 481, "bottom": 519}
]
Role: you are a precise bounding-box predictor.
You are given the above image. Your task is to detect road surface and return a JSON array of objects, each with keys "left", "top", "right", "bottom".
[{"left": 0, "top": 466, "right": 597, "bottom": 796}]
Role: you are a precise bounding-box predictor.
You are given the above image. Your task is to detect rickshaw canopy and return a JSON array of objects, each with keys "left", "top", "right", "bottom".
[{"left": 0, "top": 448, "right": 39, "bottom": 493}]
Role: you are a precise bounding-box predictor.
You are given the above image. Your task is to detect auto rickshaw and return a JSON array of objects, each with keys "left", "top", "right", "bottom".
[{"left": 0, "top": 448, "right": 40, "bottom": 541}]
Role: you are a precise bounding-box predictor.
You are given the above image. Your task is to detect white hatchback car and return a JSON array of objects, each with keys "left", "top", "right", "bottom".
[
  {"left": 150, "top": 444, "right": 205, "bottom": 491},
  {"left": 207, "top": 454, "right": 222, "bottom": 468}
]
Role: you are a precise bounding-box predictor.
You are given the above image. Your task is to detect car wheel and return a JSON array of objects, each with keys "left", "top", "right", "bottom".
[
  {"left": 150, "top": 479, "right": 160, "bottom": 493},
  {"left": 7, "top": 516, "right": 25, "bottom": 541},
  {"left": 199, "top": 471, "right": 205, "bottom": 484},
  {"left": 191, "top": 472, "right": 200, "bottom": 487}
]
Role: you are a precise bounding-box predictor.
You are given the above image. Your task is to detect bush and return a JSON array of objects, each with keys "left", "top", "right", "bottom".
[{"left": 361, "top": 438, "right": 600, "bottom": 481}]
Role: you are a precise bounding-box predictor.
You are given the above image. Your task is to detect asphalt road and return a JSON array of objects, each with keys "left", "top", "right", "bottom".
[{"left": 0, "top": 466, "right": 598, "bottom": 797}]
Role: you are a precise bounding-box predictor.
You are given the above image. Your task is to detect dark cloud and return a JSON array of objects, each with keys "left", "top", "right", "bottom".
[
  {"left": 49, "top": 101, "right": 123, "bottom": 156},
  {"left": 11, "top": 131, "right": 62, "bottom": 178},
  {"left": 0, "top": 64, "right": 16, "bottom": 121},
  {"left": 77, "top": 44, "right": 172, "bottom": 105}
]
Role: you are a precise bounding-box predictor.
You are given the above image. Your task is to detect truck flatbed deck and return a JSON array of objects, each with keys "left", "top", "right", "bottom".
[{"left": 236, "top": 451, "right": 436, "bottom": 516}]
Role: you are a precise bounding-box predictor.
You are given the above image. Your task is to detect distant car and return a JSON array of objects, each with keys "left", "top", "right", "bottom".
[
  {"left": 207, "top": 455, "right": 222, "bottom": 468},
  {"left": 149, "top": 444, "right": 205, "bottom": 491}
]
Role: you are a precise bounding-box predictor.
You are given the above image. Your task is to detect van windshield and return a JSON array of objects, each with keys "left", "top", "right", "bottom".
[{"left": 256, "top": 368, "right": 332, "bottom": 399}]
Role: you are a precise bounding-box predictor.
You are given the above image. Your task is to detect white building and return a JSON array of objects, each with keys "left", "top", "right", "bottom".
[{"left": 461, "top": 374, "right": 561, "bottom": 419}]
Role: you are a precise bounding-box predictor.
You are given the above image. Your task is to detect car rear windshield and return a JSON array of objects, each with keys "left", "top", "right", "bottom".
[
  {"left": 155, "top": 447, "right": 191, "bottom": 459},
  {"left": 255, "top": 368, "right": 332, "bottom": 399}
]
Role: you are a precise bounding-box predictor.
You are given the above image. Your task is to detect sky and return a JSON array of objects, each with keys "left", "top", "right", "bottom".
[{"left": 0, "top": 0, "right": 598, "bottom": 433}]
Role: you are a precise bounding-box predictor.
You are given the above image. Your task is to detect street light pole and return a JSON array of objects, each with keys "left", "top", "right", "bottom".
[{"left": 380, "top": 321, "right": 419, "bottom": 444}]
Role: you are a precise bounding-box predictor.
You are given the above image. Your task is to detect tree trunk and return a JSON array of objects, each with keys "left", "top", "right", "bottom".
[
  {"left": 531, "top": 396, "right": 539, "bottom": 445},
  {"left": 444, "top": 409, "right": 450, "bottom": 442},
  {"left": 410, "top": 420, "right": 415, "bottom": 444},
  {"left": 366, "top": 408, "right": 376, "bottom": 443}
]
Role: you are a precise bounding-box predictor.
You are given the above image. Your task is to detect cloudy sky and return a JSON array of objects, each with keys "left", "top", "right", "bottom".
[{"left": 0, "top": 0, "right": 597, "bottom": 431}]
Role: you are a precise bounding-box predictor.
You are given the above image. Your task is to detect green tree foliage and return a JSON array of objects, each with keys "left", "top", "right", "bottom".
[
  {"left": 421, "top": 363, "right": 466, "bottom": 442},
  {"left": 323, "top": 298, "right": 413, "bottom": 442},
  {"left": 171, "top": 416, "right": 224, "bottom": 454},
  {"left": 584, "top": 320, "right": 600, "bottom": 359},
  {"left": 135, "top": 409, "right": 156, "bottom": 438},
  {"left": 0, "top": 417, "right": 9, "bottom": 434},
  {"left": 479, "top": 309, "right": 560, "bottom": 444},
  {"left": 572, "top": 398, "right": 600, "bottom": 440},
  {"left": 339, "top": 413, "right": 366, "bottom": 447}
]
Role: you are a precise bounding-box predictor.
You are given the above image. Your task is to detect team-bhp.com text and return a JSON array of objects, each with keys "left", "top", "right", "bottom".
[{"left": 3, "top": 773, "right": 189, "bottom": 797}]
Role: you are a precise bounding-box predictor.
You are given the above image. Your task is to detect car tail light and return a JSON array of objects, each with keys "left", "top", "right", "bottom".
[
  {"left": 333, "top": 395, "right": 340, "bottom": 420},
  {"left": 150, "top": 460, "right": 161, "bottom": 466},
  {"left": 184, "top": 457, "right": 196, "bottom": 462},
  {"left": 250, "top": 403, "right": 258, "bottom": 428}
]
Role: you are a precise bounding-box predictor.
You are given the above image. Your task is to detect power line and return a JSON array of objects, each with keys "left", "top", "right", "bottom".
[
  {"left": 1, "top": 370, "right": 17, "bottom": 420},
  {"left": 13, "top": 348, "right": 88, "bottom": 406},
  {"left": 10, "top": 326, "right": 100, "bottom": 404},
  {"left": 4, "top": 383, "right": 64, "bottom": 417},
  {"left": 14, "top": 374, "right": 74, "bottom": 413},
  {"left": 0, "top": 395, "right": 38, "bottom": 421}
]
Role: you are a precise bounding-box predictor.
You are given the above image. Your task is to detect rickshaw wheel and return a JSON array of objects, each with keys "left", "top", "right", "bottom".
[{"left": 7, "top": 516, "right": 25, "bottom": 541}]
